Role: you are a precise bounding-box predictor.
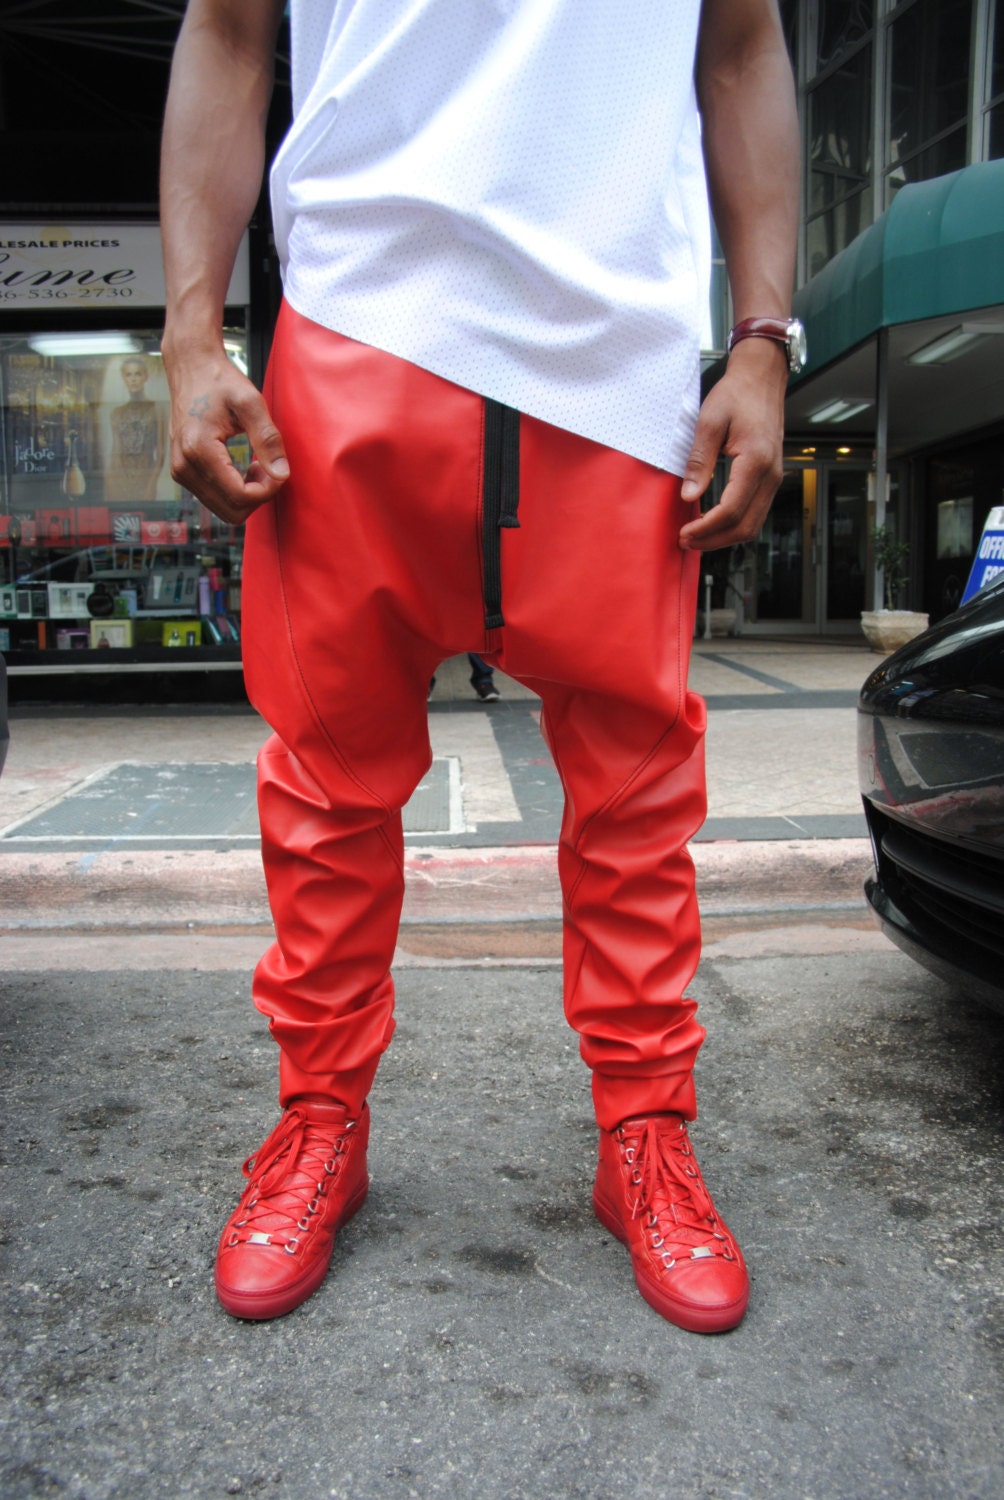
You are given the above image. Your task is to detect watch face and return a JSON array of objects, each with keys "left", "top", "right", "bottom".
[{"left": 787, "top": 319, "right": 808, "bottom": 373}]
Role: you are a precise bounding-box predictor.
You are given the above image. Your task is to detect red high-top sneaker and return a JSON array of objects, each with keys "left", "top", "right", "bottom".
[
  {"left": 593, "top": 1113, "right": 749, "bottom": 1333},
  {"left": 215, "top": 1099, "right": 369, "bottom": 1320}
]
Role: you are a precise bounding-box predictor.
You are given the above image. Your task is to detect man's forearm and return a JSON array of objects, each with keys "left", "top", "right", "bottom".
[
  {"left": 160, "top": 0, "right": 283, "bottom": 354},
  {"left": 696, "top": 0, "right": 799, "bottom": 321},
  {"left": 678, "top": 0, "right": 798, "bottom": 548},
  {"left": 158, "top": 0, "right": 289, "bottom": 524}
]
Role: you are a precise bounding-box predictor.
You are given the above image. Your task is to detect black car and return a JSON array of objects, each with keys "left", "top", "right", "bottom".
[{"left": 859, "top": 576, "right": 1004, "bottom": 1016}]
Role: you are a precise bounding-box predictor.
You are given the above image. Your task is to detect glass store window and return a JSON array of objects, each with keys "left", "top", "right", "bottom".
[
  {"left": 815, "top": 0, "right": 874, "bottom": 71},
  {"left": 0, "top": 328, "right": 246, "bottom": 662},
  {"left": 886, "top": 0, "right": 972, "bottom": 200},
  {"left": 987, "top": 0, "right": 1004, "bottom": 158},
  {"left": 806, "top": 39, "right": 874, "bottom": 275},
  {"left": 925, "top": 437, "right": 1004, "bottom": 618}
]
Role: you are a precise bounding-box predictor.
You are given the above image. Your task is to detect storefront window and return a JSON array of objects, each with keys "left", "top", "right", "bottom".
[
  {"left": 0, "top": 328, "right": 246, "bottom": 659},
  {"left": 926, "top": 440, "right": 1004, "bottom": 618},
  {"left": 806, "top": 188, "right": 874, "bottom": 277},
  {"left": 887, "top": 129, "right": 968, "bottom": 199},
  {"left": 987, "top": 0, "right": 1004, "bottom": 158},
  {"left": 993, "top": 0, "right": 1004, "bottom": 96},
  {"left": 990, "top": 104, "right": 1004, "bottom": 159},
  {"left": 806, "top": 42, "right": 873, "bottom": 273},
  {"left": 815, "top": 0, "right": 873, "bottom": 72},
  {"left": 886, "top": 0, "right": 972, "bottom": 196}
]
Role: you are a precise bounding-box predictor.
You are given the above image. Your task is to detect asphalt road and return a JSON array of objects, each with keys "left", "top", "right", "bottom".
[
  {"left": 2, "top": 646, "right": 1002, "bottom": 1497},
  {"left": 3, "top": 930, "right": 1004, "bottom": 1499}
]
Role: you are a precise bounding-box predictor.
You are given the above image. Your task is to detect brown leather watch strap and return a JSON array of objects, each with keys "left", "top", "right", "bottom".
[{"left": 726, "top": 317, "right": 791, "bottom": 354}]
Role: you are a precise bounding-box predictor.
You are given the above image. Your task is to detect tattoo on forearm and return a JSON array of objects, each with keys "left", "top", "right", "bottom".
[{"left": 189, "top": 395, "right": 210, "bottom": 420}]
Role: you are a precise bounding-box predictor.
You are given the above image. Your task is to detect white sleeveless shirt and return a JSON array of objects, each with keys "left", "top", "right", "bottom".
[{"left": 271, "top": 0, "right": 710, "bottom": 474}]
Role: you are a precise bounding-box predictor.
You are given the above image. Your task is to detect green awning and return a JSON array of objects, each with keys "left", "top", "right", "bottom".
[{"left": 792, "top": 159, "right": 1004, "bottom": 378}]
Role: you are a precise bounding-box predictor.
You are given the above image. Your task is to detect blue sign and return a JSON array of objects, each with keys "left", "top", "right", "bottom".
[{"left": 962, "top": 506, "right": 1004, "bottom": 605}]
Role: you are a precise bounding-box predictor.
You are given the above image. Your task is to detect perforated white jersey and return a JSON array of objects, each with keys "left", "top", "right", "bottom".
[{"left": 271, "top": 0, "right": 711, "bottom": 474}]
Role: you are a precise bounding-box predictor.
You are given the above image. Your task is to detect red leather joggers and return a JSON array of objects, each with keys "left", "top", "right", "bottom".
[{"left": 242, "top": 301, "right": 708, "bottom": 1131}]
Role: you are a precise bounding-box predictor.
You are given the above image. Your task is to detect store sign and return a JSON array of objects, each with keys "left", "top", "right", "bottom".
[
  {"left": 0, "top": 223, "right": 249, "bottom": 309},
  {"left": 961, "top": 506, "right": 1004, "bottom": 605}
]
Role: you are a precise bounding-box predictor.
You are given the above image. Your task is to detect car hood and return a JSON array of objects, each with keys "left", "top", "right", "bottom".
[{"left": 858, "top": 579, "right": 1004, "bottom": 852}]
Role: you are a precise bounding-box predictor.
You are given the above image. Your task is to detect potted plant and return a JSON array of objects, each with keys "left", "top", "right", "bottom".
[{"left": 860, "top": 523, "right": 929, "bottom": 654}]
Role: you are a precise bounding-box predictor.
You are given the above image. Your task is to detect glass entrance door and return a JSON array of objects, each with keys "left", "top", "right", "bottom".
[
  {"left": 822, "top": 467, "right": 869, "bottom": 626},
  {"left": 752, "top": 467, "right": 811, "bottom": 623},
  {"left": 742, "top": 460, "right": 872, "bottom": 632}
]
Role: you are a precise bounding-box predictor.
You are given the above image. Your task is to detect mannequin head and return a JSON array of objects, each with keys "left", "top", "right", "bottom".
[{"left": 120, "top": 355, "right": 151, "bottom": 397}]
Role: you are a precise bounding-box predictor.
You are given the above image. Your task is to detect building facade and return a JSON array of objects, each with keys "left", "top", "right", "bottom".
[
  {"left": 2, "top": 1, "right": 1002, "bottom": 676},
  {"left": 0, "top": 5, "right": 289, "bottom": 684},
  {"left": 725, "top": 0, "right": 1004, "bottom": 635}
]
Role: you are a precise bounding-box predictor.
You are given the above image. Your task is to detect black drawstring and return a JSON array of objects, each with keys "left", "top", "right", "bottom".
[{"left": 482, "top": 398, "right": 520, "bottom": 630}]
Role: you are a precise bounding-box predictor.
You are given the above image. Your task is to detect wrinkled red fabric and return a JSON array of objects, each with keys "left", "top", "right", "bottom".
[{"left": 242, "top": 301, "right": 708, "bottom": 1129}]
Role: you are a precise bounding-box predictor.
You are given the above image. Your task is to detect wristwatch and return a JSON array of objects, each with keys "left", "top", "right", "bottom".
[{"left": 726, "top": 317, "right": 808, "bottom": 375}]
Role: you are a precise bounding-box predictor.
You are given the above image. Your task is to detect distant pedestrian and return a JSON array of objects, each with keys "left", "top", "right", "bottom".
[
  {"left": 427, "top": 653, "right": 500, "bottom": 702},
  {"left": 467, "top": 653, "right": 499, "bottom": 702}
]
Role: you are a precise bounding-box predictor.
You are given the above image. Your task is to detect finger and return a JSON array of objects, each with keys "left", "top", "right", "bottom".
[
  {"left": 173, "top": 432, "right": 277, "bottom": 524},
  {"left": 679, "top": 451, "right": 780, "bottom": 551},
  {"left": 680, "top": 407, "right": 729, "bottom": 503},
  {"left": 232, "top": 391, "right": 290, "bottom": 482},
  {"left": 169, "top": 373, "right": 289, "bottom": 521},
  {"left": 679, "top": 477, "right": 777, "bottom": 551}
]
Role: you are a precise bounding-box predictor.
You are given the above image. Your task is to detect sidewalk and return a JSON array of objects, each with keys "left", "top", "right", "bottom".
[
  {"left": 0, "top": 637, "right": 872, "bottom": 842},
  {"left": 0, "top": 638, "right": 876, "bottom": 957},
  {"left": 0, "top": 629, "right": 880, "bottom": 960}
]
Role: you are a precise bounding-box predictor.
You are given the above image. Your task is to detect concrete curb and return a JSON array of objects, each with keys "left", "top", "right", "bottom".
[{"left": 0, "top": 838, "right": 873, "bottom": 934}]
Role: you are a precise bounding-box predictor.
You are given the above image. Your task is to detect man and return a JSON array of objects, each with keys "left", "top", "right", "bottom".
[{"left": 161, "top": 0, "right": 800, "bottom": 1334}]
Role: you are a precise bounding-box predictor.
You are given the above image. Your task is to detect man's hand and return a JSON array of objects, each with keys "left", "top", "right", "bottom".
[
  {"left": 159, "top": 2, "right": 286, "bottom": 523},
  {"left": 678, "top": 338, "right": 787, "bottom": 552},
  {"left": 164, "top": 344, "right": 289, "bottom": 525},
  {"left": 688, "top": 0, "right": 799, "bottom": 552}
]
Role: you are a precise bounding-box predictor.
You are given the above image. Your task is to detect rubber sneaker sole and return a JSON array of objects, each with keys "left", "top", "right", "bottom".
[
  {"left": 215, "top": 1175, "right": 369, "bottom": 1321},
  {"left": 593, "top": 1185, "right": 749, "bottom": 1335}
]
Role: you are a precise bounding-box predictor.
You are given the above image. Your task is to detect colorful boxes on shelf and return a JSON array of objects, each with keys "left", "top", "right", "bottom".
[
  {"left": 76, "top": 507, "right": 112, "bottom": 541},
  {"left": 55, "top": 628, "right": 90, "bottom": 650},
  {"left": 161, "top": 620, "right": 202, "bottom": 647},
  {"left": 39, "top": 510, "right": 75, "bottom": 544},
  {"left": 140, "top": 520, "right": 188, "bottom": 544},
  {"left": 142, "top": 566, "right": 200, "bottom": 610},
  {"left": 47, "top": 582, "right": 93, "bottom": 618},
  {"left": 89, "top": 620, "right": 134, "bottom": 649}
]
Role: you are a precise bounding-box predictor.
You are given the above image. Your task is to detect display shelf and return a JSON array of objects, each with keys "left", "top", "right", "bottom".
[{"left": 6, "top": 644, "right": 243, "bottom": 675}]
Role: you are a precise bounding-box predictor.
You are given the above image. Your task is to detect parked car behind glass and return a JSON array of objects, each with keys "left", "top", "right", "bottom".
[{"left": 859, "top": 577, "right": 1004, "bottom": 1016}]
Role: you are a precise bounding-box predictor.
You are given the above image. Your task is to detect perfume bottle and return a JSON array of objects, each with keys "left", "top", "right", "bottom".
[{"left": 62, "top": 430, "right": 86, "bottom": 498}]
